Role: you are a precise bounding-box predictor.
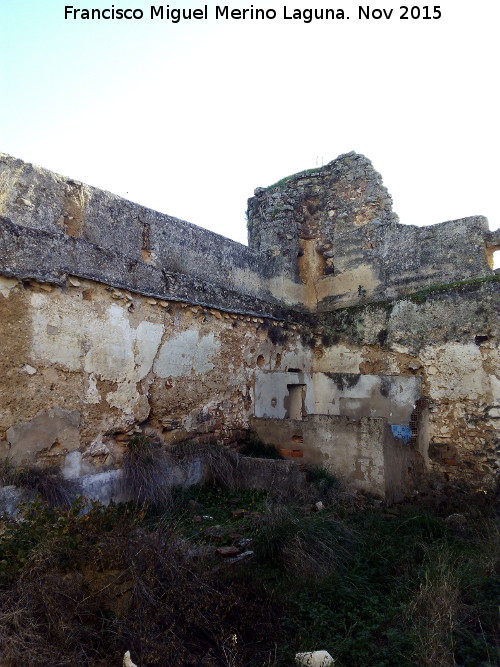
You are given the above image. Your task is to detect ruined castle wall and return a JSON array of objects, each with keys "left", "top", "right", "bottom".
[
  {"left": 1, "top": 152, "right": 498, "bottom": 502},
  {"left": 251, "top": 370, "right": 425, "bottom": 503},
  {"left": 0, "top": 153, "right": 310, "bottom": 497},
  {"left": 1, "top": 271, "right": 497, "bottom": 497},
  {"left": 0, "top": 275, "right": 311, "bottom": 479},
  {"left": 0, "top": 153, "right": 304, "bottom": 312},
  {"left": 247, "top": 152, "right": 397, "bottom": 261},
  {"left": 315, "top": 280, "right": 500, "bottom": 490},
  {"left": 0, "top": 215, "right": 300, "bottom": 319},
  {"left": 0, "top": 267, "right": 438, "bottom": 501},
  {"left": 247, "top": 152, "right": 498, "bottom": 310},
  {"left": 316, "top": 215, "right": 493, "bottom": 310},
  {"left": 250, "top": 415, "right": 419, "bottom": 503},
  {"left": 254, "top": 371, "right": 420, "bottom": 423},
  {"left": 248, "top": 280, "right": 498, "bottom": 495}
]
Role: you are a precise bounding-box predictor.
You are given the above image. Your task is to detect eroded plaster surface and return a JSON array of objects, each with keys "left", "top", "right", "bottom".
[
  {"left": 251, "top": 415, "right": 389, "bottom": 498},
  {"left": 1, "top": 151, "right": 498, "bottom": 501},
  {"left": 154, "top": 330, "right": 220, "bottom": 378},
  {"left": 255, "top": 371, "right": 420, "bottom": 424},
  {"left": 421, "top": 342, "right": 492, "bottom": 401},
  {"left": 30, "top": 294, "right": 166, "bottom": 418}
]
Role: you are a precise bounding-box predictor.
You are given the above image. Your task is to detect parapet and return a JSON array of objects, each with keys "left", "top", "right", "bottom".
[{"left": 0, "top": 153, "right": 304, "bottom": 319}]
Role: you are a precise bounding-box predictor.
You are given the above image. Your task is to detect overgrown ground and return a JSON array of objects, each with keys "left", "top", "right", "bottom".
[{"left": 0, "top": 453, "right": 498, "bottom": 666}]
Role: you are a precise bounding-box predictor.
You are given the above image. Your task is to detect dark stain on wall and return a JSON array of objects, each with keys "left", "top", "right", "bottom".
[{"left": 324, "top": 373, "right": 361, "bottom": 391}]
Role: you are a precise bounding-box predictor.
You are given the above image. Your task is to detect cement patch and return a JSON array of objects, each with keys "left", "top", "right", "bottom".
[{"left": 6, "top": 407, "right": 80, "bottom": 464}]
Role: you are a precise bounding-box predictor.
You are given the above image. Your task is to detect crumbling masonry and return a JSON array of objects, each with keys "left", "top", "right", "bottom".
[{"left": 0, "top": 151, "right": 499, "bottom": 503}]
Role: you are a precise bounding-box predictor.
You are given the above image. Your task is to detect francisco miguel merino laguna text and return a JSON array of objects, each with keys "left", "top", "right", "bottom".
[
  {"left": 64, "top": 5, "right": 442, "bottom": 22},
  {"left": 64, "top": 5, "right": 346, "bottom": 21}
]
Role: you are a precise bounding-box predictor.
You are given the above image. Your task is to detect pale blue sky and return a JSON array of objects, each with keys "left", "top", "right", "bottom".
[{"left": 1, "top": 0, "right": 498, "bottom": 253}]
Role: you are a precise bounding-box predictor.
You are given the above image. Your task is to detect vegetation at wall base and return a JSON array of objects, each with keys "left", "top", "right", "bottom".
[
  {"left": 0, "top": 458, "right": 74, "bottom": 507},
  {"left": 122, "top": 434, "right": 174, "bottom": 508},
  {"left": 239, "top": 433, "right": 284, "bottom": 460},
  {"left": 0, "top": 478, "right": 498, "bottom": 666}
]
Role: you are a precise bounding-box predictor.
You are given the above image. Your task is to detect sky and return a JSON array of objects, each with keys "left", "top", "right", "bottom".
[{"left": 1, "top": 0, "right": 498, "bottom": 263}]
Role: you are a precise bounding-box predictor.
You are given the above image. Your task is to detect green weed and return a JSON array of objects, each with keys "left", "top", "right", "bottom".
[{"left": 0, "top": 480, "right": 497, "bottom": 666}]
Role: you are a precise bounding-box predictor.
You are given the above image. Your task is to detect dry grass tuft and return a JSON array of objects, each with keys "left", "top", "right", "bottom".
[
  {"left": 0, "top": 460, "right": 75, "bottom": 507},
  {"left": 122, "top": 435, "right": 174, "bottom": 508},
  {"left": 406, "top": 528, "right": 499, "bottom": 667},
  {"left": 253, "top": 501, "right": 354, "bottom": 579},
  {"left": 408, "top": 560, "right": 460, "bottom": 666},
  {"left": 0, "top": 511, "right": 281, "bottom": 666},
  {"left": 0, "top": 458, "right": 17, "bottom": 487},
  {"left": 172, "top": 441, "right": 244, "bottom": 491}
]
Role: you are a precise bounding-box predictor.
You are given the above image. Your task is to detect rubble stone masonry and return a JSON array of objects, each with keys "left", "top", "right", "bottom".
[{"left": 0, "top": 151, "right": 498, "bottom": 501}]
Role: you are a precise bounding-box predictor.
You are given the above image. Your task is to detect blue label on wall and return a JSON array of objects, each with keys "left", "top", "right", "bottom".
[{"left": 391, "top": 424, "right": 412, "bottom": 444}]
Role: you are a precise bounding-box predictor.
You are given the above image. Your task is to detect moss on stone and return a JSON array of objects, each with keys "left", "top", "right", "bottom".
[
  {"left": 408, "top": 273, "right": 500, "bottom": 304},
  {"left": 265, "top": 166, "right": 324, "bottom": 191}
]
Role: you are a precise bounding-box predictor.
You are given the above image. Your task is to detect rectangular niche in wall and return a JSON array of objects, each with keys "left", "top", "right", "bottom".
[{"left": 287, "top": 384, "right": 305, "bottom": 420}]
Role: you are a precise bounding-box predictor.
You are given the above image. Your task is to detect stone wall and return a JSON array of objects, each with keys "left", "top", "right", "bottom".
[
  {"left": 254, "top": 371, "right": 421, "bottom": 424},
  {"left": 247, "top": 152, "right": 500, "bottom": 310},
  {"left": 0, "top": 275, "right": 310, "bottom": 479},
  {"left": 250, "top": 415, "right": 422, "bottom": 503},
  {"left": 315, "top": 280, "right": 500, "bottom": 489},
  {"left": 0, "top": 153, "right": 304, "bottom": 314},
  {"left": 0, "top": 151, "right": 498, "bottom": 501}
]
